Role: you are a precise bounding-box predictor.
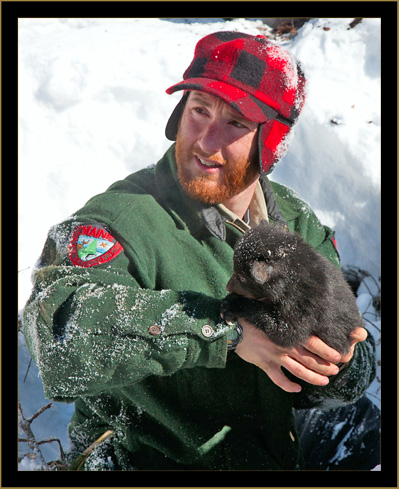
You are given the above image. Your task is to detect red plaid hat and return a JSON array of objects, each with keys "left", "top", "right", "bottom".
[{"left": 165, "top": 31, "right": 306, "bottom": 175}]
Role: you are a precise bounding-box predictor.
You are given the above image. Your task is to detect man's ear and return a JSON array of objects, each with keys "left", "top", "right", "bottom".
[{"left": 251, "top": 260, "right": 272, "bottom": 284}]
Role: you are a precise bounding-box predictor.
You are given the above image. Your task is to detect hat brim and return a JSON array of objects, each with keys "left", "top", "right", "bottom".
[{"left": 166, "top": 78, "right": 282, "bottom": 125}]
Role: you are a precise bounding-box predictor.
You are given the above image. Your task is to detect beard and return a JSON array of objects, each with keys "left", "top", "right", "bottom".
[{"left": 175, "top": 132, "right": 259, "bottom": 205}]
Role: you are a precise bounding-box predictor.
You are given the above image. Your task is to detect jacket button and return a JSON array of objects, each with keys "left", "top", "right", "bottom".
[
  {"left": 149, "top": 325, "right": 162, "bottom": 335},
  {"left": 201, "top": 325, "right": 214, "bottom": 338}
]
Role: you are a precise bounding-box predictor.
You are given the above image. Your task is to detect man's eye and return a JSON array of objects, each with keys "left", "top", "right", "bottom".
[
  {"left": 230, "top": 120, "right": 247, "bottom": 129},
  {"left": 194, "top": 107, "right": 207, "bottom": 115}
]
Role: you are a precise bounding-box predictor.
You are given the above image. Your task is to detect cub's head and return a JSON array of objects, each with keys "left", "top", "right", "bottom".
[{"left": 226, "top": 221, "right": 298, "bottom": 300}]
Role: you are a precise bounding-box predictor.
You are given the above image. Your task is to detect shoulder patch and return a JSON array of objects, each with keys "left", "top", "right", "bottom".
[{"left": 68, "top": 224, "right": 123, "bottom": 267}]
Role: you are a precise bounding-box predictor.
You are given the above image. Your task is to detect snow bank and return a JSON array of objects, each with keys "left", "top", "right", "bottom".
[{"left": 270, "top": 18, "right": 380, "bottom": 276}]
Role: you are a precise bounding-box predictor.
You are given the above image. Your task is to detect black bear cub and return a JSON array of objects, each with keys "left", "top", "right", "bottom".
[{"left": 221, "top": 220, "right": 363, "bottom": 355}]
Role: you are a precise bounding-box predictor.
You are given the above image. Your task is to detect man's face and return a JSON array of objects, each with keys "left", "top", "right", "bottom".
[{"left": 175, "top": 91, "right": 260, "bottom": 205}]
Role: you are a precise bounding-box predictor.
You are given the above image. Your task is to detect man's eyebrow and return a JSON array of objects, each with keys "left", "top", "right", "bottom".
[{"left": 189, "top": 93, "right": 213, "bottom": 107}]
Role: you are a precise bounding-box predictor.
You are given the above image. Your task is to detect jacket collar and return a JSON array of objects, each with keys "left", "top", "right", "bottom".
[
  {"left": 259, "top": 177, "right": 288, "bottom": 228},
  {"left": 155, "top": 144, "right": 287, "bottom": 241}
]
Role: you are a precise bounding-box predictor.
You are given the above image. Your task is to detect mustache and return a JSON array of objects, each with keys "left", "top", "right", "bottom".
[{"left": 193, "top": 147, "right": 226, "bottom": 166}]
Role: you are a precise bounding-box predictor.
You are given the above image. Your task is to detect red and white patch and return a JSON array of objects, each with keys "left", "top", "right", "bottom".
[{"left": 68, "top": 224, "right": 123, "bottom": 267}]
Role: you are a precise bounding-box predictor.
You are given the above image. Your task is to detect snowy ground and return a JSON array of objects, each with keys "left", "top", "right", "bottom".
[{"left": 18, "top": 17, "right": 381, "bottom": 470}]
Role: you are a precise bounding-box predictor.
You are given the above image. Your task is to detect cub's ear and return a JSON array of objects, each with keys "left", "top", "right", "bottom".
[{"left": 251, "top": 260, "right": 272, "bottom": 284}]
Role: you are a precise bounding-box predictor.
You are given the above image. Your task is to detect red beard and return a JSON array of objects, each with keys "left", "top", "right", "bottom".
[{"left": 175, "top": 133, "right": 259, "bottom": 205}]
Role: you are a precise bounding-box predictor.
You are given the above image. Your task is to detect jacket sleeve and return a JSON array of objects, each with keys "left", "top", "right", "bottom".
[{"left": 22, "top": 220, "right": 230, "bottom": 402}]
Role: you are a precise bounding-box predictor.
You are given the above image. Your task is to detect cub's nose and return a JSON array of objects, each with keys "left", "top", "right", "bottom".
[{"left": 226, "top": 277, "right": 234, "bottom": 292}]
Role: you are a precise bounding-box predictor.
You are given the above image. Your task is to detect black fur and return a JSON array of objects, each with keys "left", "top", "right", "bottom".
[{"left": 221, "top": 220, "right": 363, "bottom": 354}]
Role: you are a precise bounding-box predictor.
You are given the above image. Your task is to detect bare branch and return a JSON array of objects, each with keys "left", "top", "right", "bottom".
[
  {"left": 37, "top": 438, "right": 66, "bottom": 462},
  {"left": 18, "top": 401, "right": 48, "bottom": 467},
  {"left": 27, "top": 402, "right": 53, "bottom": 423}
]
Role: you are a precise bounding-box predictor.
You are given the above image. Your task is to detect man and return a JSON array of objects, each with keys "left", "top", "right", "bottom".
[{"left": 22, "top": 31, "right": 377, "bottom": 470}]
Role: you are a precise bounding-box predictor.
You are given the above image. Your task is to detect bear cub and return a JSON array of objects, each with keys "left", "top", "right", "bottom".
[{"left": 221, "top": 220, "right": 363, "bottom": 355}]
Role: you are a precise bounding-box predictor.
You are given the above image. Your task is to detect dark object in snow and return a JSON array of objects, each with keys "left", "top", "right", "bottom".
[
  {"left": 348, "top": 18, "right": 363, "bottom": 30},
  {"left": 273, "top": 18, "right": 311, "bottom": 37},
  {"left": 343, "top": 267, "right": 363, "bottom": 294},
  {"left": 343, "top": 266, "right": 381, "bottom": 313},
  {"left": 221, "top": 220, "right": 363, "bottom": 354}
]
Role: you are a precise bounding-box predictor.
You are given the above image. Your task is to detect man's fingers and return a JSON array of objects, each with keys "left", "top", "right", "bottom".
[
  {"left": 340, "top": 345, "right": 356, "bottom": 364},
  {"left": 350, "top": 326, "right": 368, "bottom": 342},
  {"left": 260, "top": 363, "right": 302, "bottom": 393},
  {"left": 283, "top": 356, "right": 330, "bottom": 387},
  {"left": 234, "top": 321, "right": 364, "bottom": 393},
  {"left": 303, "top": 335, "right": 342, "bottom": 363},
  {"left": 260, "top": 357, "right": 330, "bottom": 393},
  {"left": 304, "top": 328, "right": 368, "bottom": 366},
  {"left": 290, "top": 346, "right": 340, "bottom": 376},
  {"left": 338, "top": 327, "right": 367, "bottom": 363}
]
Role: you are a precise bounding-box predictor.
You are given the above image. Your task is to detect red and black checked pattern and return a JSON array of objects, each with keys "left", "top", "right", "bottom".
[
  {"left": 167, "top": 31, "right": 306, "bottom": 126},
  {"left": 166, "top": 31, "right": 307, "bottom": 174}
]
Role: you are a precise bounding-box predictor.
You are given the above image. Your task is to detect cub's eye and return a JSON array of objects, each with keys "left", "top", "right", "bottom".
[{"left": 238, "top": 275, "right": 246, "bottom": 283}]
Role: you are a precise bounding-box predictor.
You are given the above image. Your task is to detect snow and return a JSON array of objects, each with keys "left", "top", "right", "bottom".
[{"left": 18, "top": 18, "right": 381, "bottom": 469}]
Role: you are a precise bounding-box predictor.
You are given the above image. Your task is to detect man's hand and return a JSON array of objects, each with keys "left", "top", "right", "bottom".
[
  {"left": 234, "top": 319, "right": 368, "bottom": 393},
  {"left": 340, "top": 327, "right": 368, "bottom": 363}
]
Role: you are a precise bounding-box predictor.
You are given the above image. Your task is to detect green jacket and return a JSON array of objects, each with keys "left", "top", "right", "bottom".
[{"left": 22, "top": 145, "right": 376, "bottom": 470}]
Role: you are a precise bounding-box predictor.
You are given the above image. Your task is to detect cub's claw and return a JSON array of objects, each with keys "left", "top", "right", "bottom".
[{"left": 220, "top": 294, "right": 240, "bottom": 324}]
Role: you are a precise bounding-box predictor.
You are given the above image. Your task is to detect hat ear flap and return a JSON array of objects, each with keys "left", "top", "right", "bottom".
[
  {"left": 251, "top": 260, "right": 272, "bottom": 284},
  {"left": 165, "top": 92, "right": 190, "bottom": 141},
  {"left": 258, "top": 120, "right": 291, "bottom": 175}
]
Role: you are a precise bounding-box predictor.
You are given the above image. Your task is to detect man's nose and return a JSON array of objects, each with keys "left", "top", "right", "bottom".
[{"left": 197, "top": 120, "right": 223, "bottom": 154}]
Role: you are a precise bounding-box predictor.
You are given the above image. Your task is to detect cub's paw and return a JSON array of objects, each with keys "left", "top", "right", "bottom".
[{"left": 220, "top": 293, "right": 240, "bottom": 324}]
